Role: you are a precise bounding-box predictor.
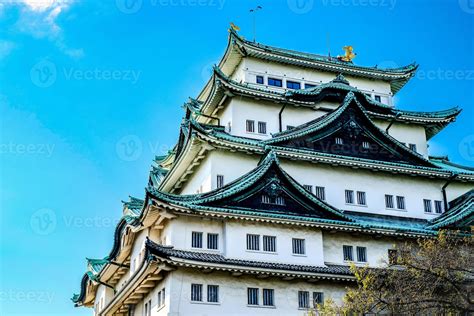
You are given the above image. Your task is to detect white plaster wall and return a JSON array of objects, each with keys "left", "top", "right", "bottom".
[
  {"left": 163, "top": 216, "right": 224, "bottom": 252},
  {"left": 167, "top": 269, "right": 349, "bottom": 316},
  {"left": 225, "top": 221, "right": 325, "bottom": 266},
  {"left": 178, "top": 150, "right": 472, "bottom": 220},
  {"left": 241, "top": 57, "right": 392, "bottom": 99},
  {"left": 130, "top": 230, "right": 148, "bottom": 274},
  {"left": 373, "top": 119, "right": 428, "bottom": 157},
  {"left": 180, "top": 156, "right": 212, "bottom": 194},
  {"left": 134, "top": 277, "right": 170, "bottom": 316},
  {"left": 323, "top": 232, "right": 396, "bottom": 267}
]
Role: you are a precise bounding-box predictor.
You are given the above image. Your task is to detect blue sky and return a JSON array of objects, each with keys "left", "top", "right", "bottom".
[{"left": 0, "top": 0, "right": 473, "bottom": 315}]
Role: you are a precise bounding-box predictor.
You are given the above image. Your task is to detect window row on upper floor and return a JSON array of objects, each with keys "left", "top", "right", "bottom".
[{"left": 252, "top": 73, "right": 391, "bottom": 105}]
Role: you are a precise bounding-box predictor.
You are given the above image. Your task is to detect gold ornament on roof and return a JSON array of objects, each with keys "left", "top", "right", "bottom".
[
  {"left": 229, "top": 22, "right": 240, "bottom": 32},
  {"left": 337, "top": 46, "right": 356, "bottom": 62}
]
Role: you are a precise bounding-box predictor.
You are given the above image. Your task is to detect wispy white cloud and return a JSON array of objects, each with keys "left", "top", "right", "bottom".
[
  {"left": 3, "top": 0, "right": 84, "bottom": 59},
  {"left": 0, "top": 40, "right": 16, "bottom": 60}
]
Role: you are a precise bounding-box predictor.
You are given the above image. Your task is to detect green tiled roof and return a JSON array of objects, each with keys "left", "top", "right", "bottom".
[{"left": 429, "top": 190, "right": 474, "bottom": 229}]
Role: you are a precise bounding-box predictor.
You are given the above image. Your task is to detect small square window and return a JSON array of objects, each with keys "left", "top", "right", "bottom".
[
  {"left": 191, "top": 284, "right": 203, "bottom": 302},
  {"left": 304, "top": 83, "right": 316, "bottom": 89},
  {"left": 256, "top": 75, "right": 264, "bottom": 84},
  {"left": 396, "top": 196, "right": 406, "bottom": 210},
  {"left": 409, "top": 143, "right": 417, "bottom": 152},
  {"left": 258, "top": 121, "right": 267, "bottom": 134},
  {"left": 343, "top": 245, "right": 353, "bottom": 261},
  {"left": 356, "top": 246, "right": 367, "bottom": 262},
  {"left": 315, "top": 186, "right": 325, "bottom": 200},
  {"left": 385, "top": 194, "right": 394, "bottom": 209},
  {"left": 286, "top": 80, "right": 301, "bottom": 89},
  {"left": 335, "top": 137, "right": 343, "bottom": 145},
  {"left": 191, "top": 232, "right": 203, "bottom": 248},
  {"left": 362, "top": 141, "right": 370, "bottom": 149},
  {"left": 246, "top": 120, "right": 255, "bottom": 133},
  {"left": 303, "top": 184, "right": 313, "bottom": 193},
  {"left": 423, "top": 199, "right": 432, "bottom": 213},
  {"left": 374, "top": 95, "right": 381, "bottom": 102},
  {"left": 313, "top": 292, "right": 324, "bottom": 306},
  {"left": 247, "top": 288, "right": 259, "bottom": 305},
  {"left": 268, "top": 77, "right": 282, "bottom": 87},
  {"left": 207, "top": 233, "right": 219, "bottom": 250},
  {"left": 216, "top": 175, "right": 224, "bottom": 189},
  {"left": 434, "top": 200, "right": 443, "bottom": 214},
  {"left": 207, "top": 285, "right": 219, "bottom": 303},
  {"left": 246, "top": 234, "right": 260, "bottom": 251},
  {"left": 292, "top": 238, "right": 305, "bottom": 255},
  {"left": 345, "top": 190, "right": 354, "bottom": 204},
  {"left": 263, "top": 235, "right": 276, "bottom": 252},
  {"left": 357, "top": 191, "right": 367, "bottom": 206},
  {"left": 298, "top": 291, "right": 309, "bottom": 308},
  {"left": 262, "top": 289, "right": 274, "bottom": 306}
]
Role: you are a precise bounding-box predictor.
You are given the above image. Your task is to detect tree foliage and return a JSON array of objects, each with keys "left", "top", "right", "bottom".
[{"left": 307, "top": 231, "right": 473, "bottom": 315}]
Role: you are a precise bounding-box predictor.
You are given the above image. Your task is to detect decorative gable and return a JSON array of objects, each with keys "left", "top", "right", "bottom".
[{"left": 267, "top": 92, "right": 435, "bottom": 167}]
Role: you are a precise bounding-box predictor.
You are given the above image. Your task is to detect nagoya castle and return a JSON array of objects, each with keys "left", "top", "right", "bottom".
[{"left": 72, "top": 27, "right": 474, "bottom": 316}]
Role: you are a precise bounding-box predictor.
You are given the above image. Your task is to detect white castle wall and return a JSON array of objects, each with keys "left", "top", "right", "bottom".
[{"left": 178, "top": 149, "right": 472, "bottom": 220}]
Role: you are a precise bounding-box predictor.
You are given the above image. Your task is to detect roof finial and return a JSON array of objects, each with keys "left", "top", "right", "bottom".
[
  {"left": 249, "top": 5, "right": 262, "bottom": 42},
  {"left": 229, "top": 22, "right": 240, "bottom": 32},
  {"left": 337, "top": 46, "right": 356, "bottom": 63}
]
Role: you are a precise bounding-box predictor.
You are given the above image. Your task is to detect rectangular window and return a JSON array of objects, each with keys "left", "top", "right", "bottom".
[
  {"left": 345, "top": 190, "right": 354, "bottom": 204},
  {"left": 396, "top": 196, "right": 406, "bottom": 210},
  {"left": 207, "top": 233, "right": 219, "bottom": 250},
  {"left": 385, "top": 194, "right": 394, "bottom": 209},
  {"left": 246, "top": 120, "right": 255, "bottom": 133},
  {"left": 435, "top": 200, "right": 443, "bottom": 214},
  {"left": 157, "top": 288, "right": 165, "bottom": 308},
  {"left": 216, "top": 175, "right": 224, "bottom": 189},
  {"left": 303, "top": 184, "right": 313, "bottom": 193},
  {"left": 357, "top": 191, "right": 367, "bottom": 206},
  {"left": 362, "top": 141, "right": 370, "bottom": 149},
  {"left": 292, "top": 238, "right": 305, "bottom": 255},
  {"left": 257, "top": 121, "right": 267, "bottom": 134},
  {"left": 374, "top": 95, "right": 381, "bottom": 102},
  {"left": 388, "top": 249, "right": 398, "bottom": 265},
  {"left": 313, "top": 292, "right": 324, "bottom": 306},
  {"left": 315, "top": 186, "right": 325, "bottom": 200},
  {"left": 335, "top": 137, "right": 343, "bottom": 145},
  {"left": 409, "top": 143, "right": 417, "bottom": 152},
  {"left": 343, "top": 245, "right": 353, "bottom": 261},
  {"left": 263, "top": 235, "right": 276, "bottom": 252},
  {"left": 286, "top": 80, "right": 301, "bottom": 89},
  {"left": 191, "top": 284, "right": 203, "bottom": 302},
  {"left": 256, "top": 75, "right": 264, "bottom": 84},
  {"left": 207, "top": 285, "right": 219, "bottom": 303},
  {"left": 304, "top": 83, "right": 316, "bottom": 89},
  {"left": 298, "top": 291, "right": 310, "bottom": 308},
  {"left": 262, "top": 289, "right": 275, "bottom": 306},
  {"left": 356, "top": 246, "right": 367, "bottom": 262},
  {"left": 191, "top": 232, "right": 203, "bottom": 248},
  {"left": 247, "top": 288, "right": 259, "bottom": 305},
  {"left": 268, "top": 77, "right": 282, "bottom": 87},
  {"left": 144, "top": 300, "right": 150, "bottom": 316},
  {"left": 423, "top": 199, "right": 432, "bottom": 213},
  {"left": 262, "top": 195, "right": 285, "bottom": 205},
  {"left": 246, "top": 234, "right": 260, "bottom": 251}
]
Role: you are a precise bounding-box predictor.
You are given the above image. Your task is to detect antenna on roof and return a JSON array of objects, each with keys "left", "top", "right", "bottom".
[
  {"left": 327, "top": 32, "right": 331, "bottom": 59},
  {"left": 250, "top": 5, "right": 262, "bottom": 43}
]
